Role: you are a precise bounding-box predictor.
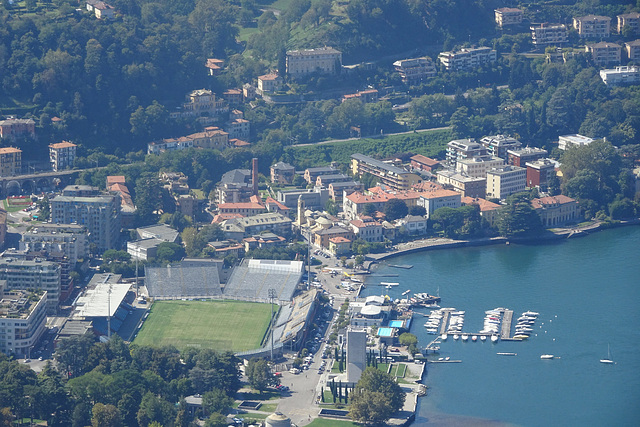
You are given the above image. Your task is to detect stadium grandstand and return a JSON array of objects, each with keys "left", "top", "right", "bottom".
[
  {"left": 145, "top": 258, "right": 223, "bottom": 299},
  {"left": 224, "top": 259, "right": 303, "bottom": 302}
]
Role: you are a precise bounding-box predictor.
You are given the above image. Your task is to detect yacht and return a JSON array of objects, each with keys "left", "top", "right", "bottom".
[{"left": 540, "top": 354, "right": 554, "bottom": 359}]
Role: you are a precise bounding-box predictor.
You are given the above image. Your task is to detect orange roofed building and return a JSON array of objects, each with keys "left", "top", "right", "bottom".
[
  {"left": 343, "top": 187, "right": 423, "bottom": 220},
  {"left": 531, "top": 195, "right": 579, "bottom": 227},
  {"left": 461, "top": 196, "right": 501, "bottom": 226}
]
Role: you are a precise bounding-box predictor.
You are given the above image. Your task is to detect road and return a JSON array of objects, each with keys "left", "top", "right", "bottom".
[{"left": 293, "top": 125, "right": 451, "bottom": 147}]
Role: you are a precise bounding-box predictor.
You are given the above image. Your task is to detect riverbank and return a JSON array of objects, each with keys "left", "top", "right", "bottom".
[{"left": 365, "top": 219, "right": 640, "bottom": 265}]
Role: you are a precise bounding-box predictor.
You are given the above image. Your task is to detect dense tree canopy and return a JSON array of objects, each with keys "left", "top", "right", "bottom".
[{"left": 349, "top": 367, "right": 405, "bottom": 425}]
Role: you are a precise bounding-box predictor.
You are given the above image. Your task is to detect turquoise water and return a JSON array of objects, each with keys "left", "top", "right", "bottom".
[{"left": 362, "top": 226, "right": 640, "bottom": 427}]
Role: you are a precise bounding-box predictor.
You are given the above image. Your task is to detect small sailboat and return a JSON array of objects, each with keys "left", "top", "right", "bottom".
[{"left": 600, "top": 344, "right": 615, "bottom": 364}]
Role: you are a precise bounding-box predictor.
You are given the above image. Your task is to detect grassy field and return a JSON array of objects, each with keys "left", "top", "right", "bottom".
[{"left": 134, "top": 300, "right": 273, "bottom": 352}]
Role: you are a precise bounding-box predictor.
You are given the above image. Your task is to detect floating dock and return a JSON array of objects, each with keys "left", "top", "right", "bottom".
[
  {"left": 439, "top": 311, "right": 451, "bottom": 335},
  {"left": 389, "top": 264, "right": 413, "bottom": 269},
  {"left": 430, "top": 360, "right": 462, "bottom": 363}
]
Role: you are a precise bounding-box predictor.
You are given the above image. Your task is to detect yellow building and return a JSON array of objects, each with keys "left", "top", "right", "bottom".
[{"left": 0, "top": 147, "right": 22, "bottom": 177}]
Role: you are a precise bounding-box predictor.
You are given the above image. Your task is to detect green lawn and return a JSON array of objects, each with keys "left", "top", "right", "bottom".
[
  {"left": 307, "top": 418, "right": 360, "bottom": 427},
  {"left": 133, "top": 300, "right": 273, "bottom": 352}
]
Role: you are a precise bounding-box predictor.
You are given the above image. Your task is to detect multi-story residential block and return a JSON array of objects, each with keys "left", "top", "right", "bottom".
[
  {"left": 19, "top": 224, "right": 89, "bottom": 266},
  {"left": 573, "top": 15, "right": 611, "bottom": 38},
  {"left": 351, "top": 153, "right": 422, "bottom": 191},
  {"left": 418, "top": 189, "right": 462, "bottom": 218},
  {"left": 257, "top": 73, "right": 282, "bottom": 94},
  {"left": 223, "top": 89, "right": 243, "bottom": 105},
  {"left": 531, "top": 195, "right": 579, "bottom": 227},
  {"left": 507, "top": 147, "right": 548, "bottom": 167},
  {"left": 328, "top": 181, "right": 363, "bottom": 203},
  {"left": 495, "top": 7, "right": 524, "bottom": 28},
  {"left": 625, "top": 40, "right": 640, "bottom": 60},
  {"left": 350, "top": 217, "right": 384, "bottom": 243},
  {"left": 216, "top": 169, "right": 253, "bottom": 204},
  {"left": 558, "top": 134, "right": 596, "bottom": 150},
  {"left": 286, "top": 47, "right": 342, "bottom": 77},
  {"left": 228, "top": 118, "right": 250, "bottom": 140},
  {"left": 480, "top": 135, "right": 522, "bottom": 159},
  {"left": 586, "top": 42, "right": 622, "bottom": 66},
  {"left": 436, "top": 170, "right": 486, "bottom": 199},
  {"left": 0, "top": 118, "right": 35, "bottom": 141},
  {"left": 410, "top": 154, "right": 441, "bottom": 173},
  {"left": 0, "top": 147, "right": 22, "bottom": 177},
  {"left": 217, "top": 201, "right": 266, "bottom": 217},
  {"left": 50, "top": 185, "right": 121, "bottom": 253},
  {"left": 316, "top": 173, "right": 352, "bottom": 188},
  {"left": 600, "top": 66, "right": 640, "bottom": 86},
  {"left": 303, "top": 166, "right": 339, "bottom": 184},
  {"left": 456, "top": 156, "right": 506, "bottom": 178},
  {"left": 313, "top": 226, "right": 354, "bottom": 250},
  {"left": 49, "top": 141, "right": 77, "bottom": 171},
  {"left": 107, "top": 176, "right": 136, "bottom": 228},
  {"left": 0, "top": 288, "right": 47, "bottom": 358},
  {"left": 486, "top": 166, "right": 527, "bottom": 199},
  {"left": 342, "top": 89, "right": 379, "bottom": 103},
  {"left": 446, "top": 139, "right": 488, "bottom": 167},
  {"left": 343, "top": 188, "right": 422, "bottom": 220},
  {"left": 148, "top": 126, "right": 229, "bottom": 154},
  {"left": 526, "top": 159, "right": 557, "bottom": 188},
  {"left": 617, "top": 12, "right": 640, "bottom": 34},
  {"left": 205, "top": 58, "right": 224, "bottom": 76},
  {"left": 530, "top": 23, "right": 569, "bottom": 47},
  {"left": 392, "top": 57, "right": 437, "bottom": 83},
  {"left": 170, "top": 89, "right": 229, "bottom": 124},
  {"left": 277, "top": 188, "right": 330, "bottom": 210},
  {"left": 328, "top": 236, "right": 352, "bottom": 256},
  {"left": 438, "top": 47, "right": 497, "bottom": 71},
  {"left": 270, "top": 162, "right": 296, "bottom": 184},
  {"left": 0, "top": 258, "right": 61, "bottom": 313}
]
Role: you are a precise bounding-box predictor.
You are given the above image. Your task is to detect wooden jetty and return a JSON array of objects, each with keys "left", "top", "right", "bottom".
[{"left": 500, "top": 309, "right": 517, "bottom": 340}]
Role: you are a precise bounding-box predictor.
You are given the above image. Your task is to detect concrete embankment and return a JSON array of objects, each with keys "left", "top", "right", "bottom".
[{"left": 367, "top": 236, "right": 508, "bottom": 262}]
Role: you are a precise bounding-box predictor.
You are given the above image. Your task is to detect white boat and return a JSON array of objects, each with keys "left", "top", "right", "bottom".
[
  {"left": 480, "top": 335, "right": 487, "bottom": 341},
  {"left": 402, "top": 289, "right": 411, "bottom": 295},
  {"left": 497, "top": 352, "right": 517, "bottom": 356},
  {"left": 523, "top": 311, "right": 539, "bottom": 316},
  {"left": 471, "top": 335, "right": 478, "bottom": 342},
  {"left": 540, "top": 354, "right": 554, "bottom": 359},
  {"left": 461, "top": 334, "right": 469, "bottom": 341},
  {"left": 445, "top": 356, "right": 450, "bottom": 361},
  {"left": 453, "top": 334, "right": 459, "bottom": 340},
  {"left": 440, "top": 334, "right": 448, "bottom": 341},
  {"left": 491, "top": 335, "right": 499, "bottom": 343},
  {"left": 600, "top": 344, "right": 615, "bottom": 364}
]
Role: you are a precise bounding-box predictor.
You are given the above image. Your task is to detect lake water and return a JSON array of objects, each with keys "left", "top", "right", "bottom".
[{"left": 361, "top": 226, "right": 640, "bottom": 427}]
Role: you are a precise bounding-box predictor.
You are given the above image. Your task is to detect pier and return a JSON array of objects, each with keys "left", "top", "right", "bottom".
[
  {"left": 439, "top": 310, "right": 451, "bottom": 335},
  {"left": 501, "top": 309, "right": 516, "bottom": 340}
]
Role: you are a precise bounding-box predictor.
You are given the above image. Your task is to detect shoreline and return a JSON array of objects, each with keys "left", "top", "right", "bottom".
[{"left": 365, "top": 219, "right": 640, "bottom": 265}]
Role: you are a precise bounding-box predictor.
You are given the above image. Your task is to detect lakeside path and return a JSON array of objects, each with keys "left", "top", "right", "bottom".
[{"left": 367, "top": 236, "right": 508, "bottom": 262}]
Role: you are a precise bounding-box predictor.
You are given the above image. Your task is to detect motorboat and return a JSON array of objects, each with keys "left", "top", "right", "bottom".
[
  {"left": 453, "top": 334, "right": 459, "bottom": 340},
  {"left": 497, "top": 352, "right": 517, "bottom": 356},
  {"left": 513, "top": 334, "right": 530, "bottom": 340},
  {"left": 461, "top": 334, "right": 469, "bottom": 341},
  {"left": 491, "top": 335, "right": 499, "bottom": 343},
  {"left": 540, "top": 354, "right": 554, "bottom": 359},
  {"left": 523, "top": 311, "right": 539, "bottom": 316},
  {"left": 440, "top": 334, "right": 448, "bottom": 341},
  {"left": 471, "top": 335, "right": 478, "bottom": 342},
  {"left": 480, "top": 335, "right": 487, "bottom": 341}
]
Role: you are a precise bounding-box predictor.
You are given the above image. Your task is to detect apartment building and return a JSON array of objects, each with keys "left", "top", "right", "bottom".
[
  {"left": 480, "top": 135, "right": 522, "bottom": 159},
  {"left": 495, "top": 8, "right": 524, "bottom": 28},
  {"left": 600, "top": 66, "right": 640, "bottom": 86},
  {"left": 486, "top": 166, "right": 527, "bottom": 199},
  {"left": 507, "top": 147, "right": 548, "bottom": 167},
  {"left": 456, "top": 156, "right": 506, "bottom": 178},
  {"left": 446, "top": 139, "right": 488, "bottom": 167},
  {"left": 573, "top": 15, "right": 611, "bottom": 39},
  {"left": 530, "top": 24, "right": 569, "bottom": 47},
  {"left": 148, "top": 126, "right": 229, "bottom": 154},
  {"left": 526, "top": 159, "right": 557, "bottom": 188},
  {"left": 393, "top": 57, "right": 437, "bottom": 83},
  {"left": 586, "top": 42, "right": 622, "bottom": 66},
  {"left": 49, "top": 141, "right": 77, "bottom": 171},
  {"left": 0, "top": 288, "right": 47, "bottom": 357},
  {"left": 0, "top": 258, "right": 61, "bottom": 314},
  {"left": 270, "top": 162, "right": 296, "bottom": 184},
  {"left": 220, "top": 212, "right": 292, "bottom": 241},
  {"left": 0, "top": 147, "right": 22, "bottom": 177},
  {"left": 436, "top": 170, "right": 486, "bottom": 199},
  {"left": 0, "top": 118, "right": 35, "bottom": 141},
  {"left": 410, "top": 155, "right": 441, "bottom": 173},
  {"left": 19, "top": 224, "right": 89, "bottom": 266},
  {"left": 351, "top": 154, "right": 422, "bottom": 191},
  {"left": 343, "top": 189, "right": 422, "bottom": 220},
  {"left": 286, "top": 47, "right": 342, "bottom": 77},
  {"left": 418, "top": 189, "right": 462, "bottom": 218},
  {"left": 50, "top": 185, "right": 121, "bottom": 253},
  {"left": 257, "top": 73, "right": 282, "bottom": 94},
  {"left": 617, "top": 12, "right": 640, "bottom": 34},
  {"left": 303, "top": 166, "right": 339, "bottom": 184},
  {"left": 438, "top": 47, "right": 497, "bottom": 71},
  {"left": 625, "top": 40, "right": 640, "bottom": 61},
  {"left": 350, "top": 217, "right": 384, "bottom": 243}
]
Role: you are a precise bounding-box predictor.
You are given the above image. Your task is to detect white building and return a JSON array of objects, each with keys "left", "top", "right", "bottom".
[
  {"left": 438, "top": 47, "right": 497, "bottom": 71},
  {"left": 573, "top": 15, "right": 611, "bottom": 39},
  {"left": 49, "top": 141, "right": 77, "bottom": 171},
  {"left": 530, "top": 23, "right": 569, "bottom": 46},
  {"left": 0, "top": 287, "right": 47, "bottom": 358},
  {"left": 0, "top": 258, "right": 61, "bottom": 314},
  {"left": 495, "top": 8, "right": 523, "bottom": 28},
  {"left": 558, "top": 134, "right": 596, "bottom": 150},
  {"left": 19, "top": 224, "right": 89, "bottom": 266},
  {"left": 486, "top": 166, "right": 527, "bottom": 200},
  {"left": 393, "top": 57, "right": 437, "bottom": 83},
  {"left": 446, "top": 138, "right": 487, "bottom": 166},
  {"left": 600, "top": 66, "right": 640, "bottom": 86},
  {"left": 286, "top": 47, "right": 342, "bottom": 77},
  {"left": 418, "top": 189, "right": 462, "bottom": 218}
]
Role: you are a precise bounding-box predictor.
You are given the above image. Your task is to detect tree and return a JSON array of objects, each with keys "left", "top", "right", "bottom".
[
  {"left": 136, "top": 392, "right": 176, "bottom": 427},
  {"left": 245, "top": 358, "right": 271, "bottom": 394},
  {"left": 408, "top": 205, "right": 426, "bottom": 216},
  {"left": 349, "top": 367, "right": 405, "bottom": 425},
  {"left": 204, "top": 413, "right": 228, "bottom": 427},
  {"left": 496, "top": 194, "right": 543, "bottom": 238},
  {"left": 384, "top": 199, "right": 408, "bottom": 221},
  {"left": 362, "top": 203, "right": 377, "bottom": 217},
  {"left": 135, "top": 174, "right": 163, "bottom": 224},
  {"left": 54, "top": 333, "right": 95, "bottom": 378},
  {"left": 91, "top": 403, "right": 122, "bottom": 427},
  {"left": 155, "top": 242, "right": 186, "bottom": 263},
  {"left": 609, "top": 198, "right": 637, "bottom": 220},
  {"left": 202, "top": 388, "right": 232, "bottom": 416}
]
